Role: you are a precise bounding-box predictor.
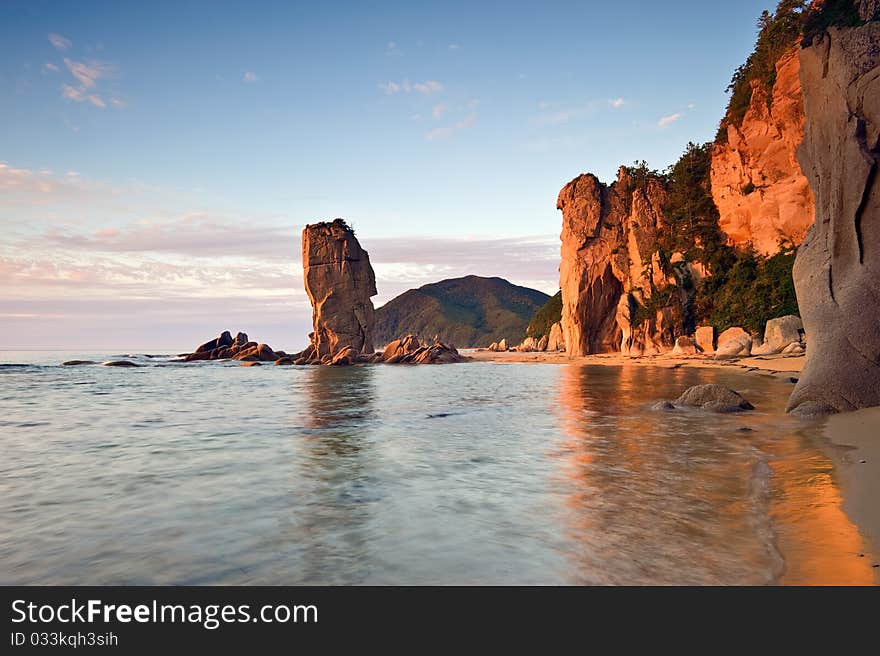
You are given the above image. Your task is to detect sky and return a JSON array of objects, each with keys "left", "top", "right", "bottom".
[{"left": 1, "top": 0, "right": 773, "bottom": 350}]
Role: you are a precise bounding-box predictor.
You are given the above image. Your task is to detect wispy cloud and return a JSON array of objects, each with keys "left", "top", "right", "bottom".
[
  {"left": 43, "top": 62, "right": 60, "bottom": 73},
  {"left": 63, "top": 57, "right": 112, "bottom": 88},
  {"left": 609, "top": 97, "right": 625, "bottom": 109},
  {"left": 534, "top": 102, "right": 600, "bottom": 126},
  {"left": 379, "top": 79, "right": 444, "bottom": 95},
  {"left": 657, "top": 113, "right": 682, "bottom": 128},
  {"left": 425, "top": 114, "right": 476, "bottom": 140},
  {"left": 243, "top": 71, "right": 259, "bottom": 83},
  {"left": 58, "top": 56, "right": 117, "bottom": 109},
  {"left": 413, "top": 80, "right": 443, "bottom": 94},
  {"left": 385, "top": 41, "right": 402, "bottom": 56},
  {"left": 0, "top": 160, "right": 560, "bottom": 348},
  {"left": 448, "top": 43, "right": 460, "bottom": 50},
  {"left": 431, "top": 103, "right": 448, "bottom": 120},
  {"left": 48, "top": 33, "right": 72, "bottom": 51}
]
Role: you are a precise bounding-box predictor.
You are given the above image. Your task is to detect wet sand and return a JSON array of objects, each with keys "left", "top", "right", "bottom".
[
  {"left": 469, "top": 348, "right": 880, "bottom": 564},
  {"left": 468, "top": 348, "right": 805, "bottom": 378},
  {"left": 823, "top": 408, "right": 880, "bottom": 558}
]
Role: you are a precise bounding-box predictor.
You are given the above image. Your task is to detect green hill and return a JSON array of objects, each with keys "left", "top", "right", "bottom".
[{"left": 374, "top": 276, "right": 551, "bottom": 348}]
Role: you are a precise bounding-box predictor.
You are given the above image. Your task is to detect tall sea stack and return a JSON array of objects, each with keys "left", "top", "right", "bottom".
[
  {"left": 787, "top": 15, "right": 880, "bottom": 414},
  {"left": 301, "top": 219, "right": 377, "bottom": 362}
]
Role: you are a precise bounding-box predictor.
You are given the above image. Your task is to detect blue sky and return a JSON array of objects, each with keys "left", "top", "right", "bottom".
[{"left": 1, "top": 0, "right": 773, "bottom": 349}]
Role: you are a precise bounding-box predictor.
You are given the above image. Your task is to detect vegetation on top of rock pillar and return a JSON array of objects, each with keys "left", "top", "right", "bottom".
[
  {"left": 525, "top": 291, "right": 562, "bottom": 339},
  {"left": 659, "top": 142, "right": 727, "bottom": 271}
]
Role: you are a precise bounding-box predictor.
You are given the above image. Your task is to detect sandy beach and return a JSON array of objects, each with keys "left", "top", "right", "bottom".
[{"left": 470, "top": 348, "right": 879, "bottom": 562}]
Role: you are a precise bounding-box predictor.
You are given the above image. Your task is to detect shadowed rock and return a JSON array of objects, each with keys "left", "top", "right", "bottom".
[
  {"left": 62, "top": 360, "right": 96, "bottom": 366},
  {"left": 102, "top": 360, "right": 139, "bottom": 367},
  {"left": 787, "top": 20, "right": 880, "bottom": 415}
]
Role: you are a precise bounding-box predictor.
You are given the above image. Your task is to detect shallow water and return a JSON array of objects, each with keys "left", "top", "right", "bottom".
[{"left": 0, "top": 351, "right": 875, "bottom": 585}]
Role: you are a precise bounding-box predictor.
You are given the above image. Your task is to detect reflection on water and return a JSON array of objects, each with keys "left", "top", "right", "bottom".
[
  {"left": 0, "top": 352, "right": 875, "bottom": 584},
  {"left": 556, "top": 365, "right": 875, "bottom": 585}
]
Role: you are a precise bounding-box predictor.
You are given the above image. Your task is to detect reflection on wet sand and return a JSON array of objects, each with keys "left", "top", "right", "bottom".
[{"left": 556, "top": 364, "right": 876, "bottom": 585}]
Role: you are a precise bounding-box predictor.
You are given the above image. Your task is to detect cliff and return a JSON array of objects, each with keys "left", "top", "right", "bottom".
[
  {"left": 711, "top": 47, "right": 815, "bottom": 254},
  {"left": 374, "top": 275, "right": 549, "bottom": 348},
  {"left": 301, "top": 219, "right": 377, "bottom": 363},
  {"left": 558, "top": 166, "right": 697, "bottom": 356},
  {"left": 787, "top": 17, "right": 880, "bottom": 414}
]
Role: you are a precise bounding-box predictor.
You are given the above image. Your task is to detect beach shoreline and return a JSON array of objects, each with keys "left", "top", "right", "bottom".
[{"left": 469, "top": 348, "right": 879, "bottom": 570}]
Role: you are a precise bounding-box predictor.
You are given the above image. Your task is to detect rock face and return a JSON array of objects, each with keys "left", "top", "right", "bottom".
[
  {"left": 558, "top": 167, "right": 695, "bottom": 356},
  {"left": 787, "top": 21, "right": 880, "bottom": 415},
  {"left": 673, "top": 384, "right": 755, "bottom": 413},
  {"left": 301, "top": 219, "right": 377, "bottom": 362},
  {"left": 711, "top": 47, "right": 815, "bottom": 254}
]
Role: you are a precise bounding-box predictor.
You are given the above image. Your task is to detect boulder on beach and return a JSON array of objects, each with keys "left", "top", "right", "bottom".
[
  {"left": 546, "top": 322, "right": 565, "bottom": 352},
  {"left": 695, "top": 326, "right": 715, "bottom": 354},
  {"left": 752, "top": 315, "right": 803, "bottom": 355},
  {"left": 673, "top": 384, "right": 755, "bottom": 413},
  {"left": 714, "top": 327, "right": 752, "bottom": 359},
  {"left": 671, "top": 336, "right": 697, "bottom": 355}
]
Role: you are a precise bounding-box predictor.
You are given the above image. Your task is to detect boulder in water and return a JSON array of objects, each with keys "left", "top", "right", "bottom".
[{"left": 673, "top": 384, "right": 755, "bottom": 413}]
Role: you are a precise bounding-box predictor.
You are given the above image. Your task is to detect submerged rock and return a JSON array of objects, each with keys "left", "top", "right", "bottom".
[
  {"left": 102, "top": 360, "right": 139, "bottom": 367},
  {"left": 62, "top": 360, "right": 96, "bottom": 366},
  {"left": 673, "top": 384, "right": 754, "bottom": 413}
]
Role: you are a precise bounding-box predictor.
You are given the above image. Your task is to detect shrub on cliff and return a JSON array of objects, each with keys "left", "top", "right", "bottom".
[
  {"left": 628, "top": 142, "right": 799, "bottom": 334},
  {"left": 695, "top": 245, "right": 798, "bottom": 333},
  {"left": 525, "top": 291, "right": 562, "bottom": 339}
]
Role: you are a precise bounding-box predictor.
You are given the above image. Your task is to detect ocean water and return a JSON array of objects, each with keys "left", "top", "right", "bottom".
[{"left": 0, "top": 351, "right": 875, "bottom": 585}]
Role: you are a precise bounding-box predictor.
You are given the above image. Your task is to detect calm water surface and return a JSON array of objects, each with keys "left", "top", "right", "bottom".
[{"left": 0, "top": 351, "right": 875, "bottom": 584}]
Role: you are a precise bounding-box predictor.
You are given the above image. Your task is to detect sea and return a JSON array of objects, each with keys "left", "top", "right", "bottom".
[{"left": 1, "top": 351, "right": 876, "bottom": 585}]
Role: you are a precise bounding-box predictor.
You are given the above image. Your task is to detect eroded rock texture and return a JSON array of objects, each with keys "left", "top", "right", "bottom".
[
  {"left": 711, "top": 48, "right": 815, "bottom": 254},
  {"left": 557, "top": 167, "right": 696, "bottom": 356},
  {"left": 301, "top": 219, "right": 377, "bottom": 362},
  {"left": 787, "top": 22, "right": 880, "bottom": 414}
]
